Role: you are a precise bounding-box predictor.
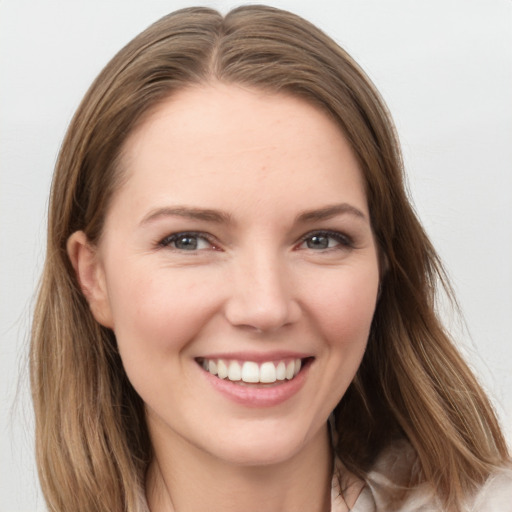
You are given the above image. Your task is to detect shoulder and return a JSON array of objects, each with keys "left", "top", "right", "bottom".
[
  {"left": 469, "top": 464, "right": 512, "bottom": 512},
  {"left": 334, "top": 440, "right": 439, "bottom": 511},
  {"left": 363, "top": 440, "right": 439, "bottom": 511},
  {"left": 350, "top": 440, "right": 512, "bottom": 512}
]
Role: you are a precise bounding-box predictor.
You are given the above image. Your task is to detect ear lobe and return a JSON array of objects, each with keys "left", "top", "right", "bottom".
[{"left": 66, "top": 231, "right": 114, "bottom": 328}]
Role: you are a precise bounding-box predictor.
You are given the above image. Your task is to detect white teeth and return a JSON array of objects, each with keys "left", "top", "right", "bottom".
[
  {"left": 201, "top": 357, "right": 306, "bottom": 384},
  {"left": 285, "top": 361, "right": 295, "bottom": 380},
  {"left": 208, "top": 360, "right": 217, "bottom": 375},
  {"left": 241, "top": 361, "right": 260, "bottom": 383},
  {"left": 217, "top": 359, "right": 228, "bottom": 379},
  {"left": 260, "top": 362, "right": 277, "bottom": 383},
  {"left": 228, "top": 360, "right": 242, "bottom": 381},
  {"left": 276, "top": 361, "right": 286, "bottom": 381}
]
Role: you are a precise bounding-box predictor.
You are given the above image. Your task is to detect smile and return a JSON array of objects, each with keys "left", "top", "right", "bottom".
[
  {"left": 197, "top": 358, "right": 306, "bottom": 384},
  {"left": 196, "top": 355, "right": 313, "bottom": 407}
]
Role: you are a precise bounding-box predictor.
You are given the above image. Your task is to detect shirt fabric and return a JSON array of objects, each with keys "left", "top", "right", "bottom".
[{"left": 331, "top": 440, "right": 512, "bottom": 511}]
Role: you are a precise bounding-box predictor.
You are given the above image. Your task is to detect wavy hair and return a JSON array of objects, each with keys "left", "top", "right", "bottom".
[{"left": 31, "top": 5, "right": 509, "bottom": 511}]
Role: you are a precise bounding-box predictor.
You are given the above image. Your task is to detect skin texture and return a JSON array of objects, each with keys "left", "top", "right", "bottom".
[{"left": 68, "top": 83, "right": 380, "bottom": 512}]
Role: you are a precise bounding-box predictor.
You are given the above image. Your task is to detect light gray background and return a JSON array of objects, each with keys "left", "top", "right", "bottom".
[{"left": 1, "top": 1, "right": 511, "bottom": 510}]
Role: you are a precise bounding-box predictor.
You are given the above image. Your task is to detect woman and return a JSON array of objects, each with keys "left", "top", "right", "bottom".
[{"left": 30, "top": 5, "right": 511, "bottom": 511}]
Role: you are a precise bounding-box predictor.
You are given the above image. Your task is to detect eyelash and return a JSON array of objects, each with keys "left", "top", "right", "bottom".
[
  {"left": 159, "top": 232, "right": 217, "bottom": 251},
  {"left": 158, "top": 230, "right": 354, "bottom": 252},
  {"left": 297, "top": 230, "right": 354, "bottom": 251}
]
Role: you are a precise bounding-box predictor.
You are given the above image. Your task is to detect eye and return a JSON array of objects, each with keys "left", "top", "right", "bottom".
[
  {"left": 298, "top": 231, "right": 353, "bottom": 251},
  {"left": 159, "top": 232, "right": 214, "bottom": 251}
]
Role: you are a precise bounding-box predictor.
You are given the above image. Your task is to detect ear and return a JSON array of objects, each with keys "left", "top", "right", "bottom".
[{"left": 67, "top": 231, "right": 114, "bottom": 328}]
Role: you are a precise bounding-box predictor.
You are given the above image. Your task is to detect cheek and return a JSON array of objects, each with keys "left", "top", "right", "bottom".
[
  {"left": 305, "top": 265, "right": 379, "bottom": 347},
  {"left": 104, "top": 266, "right": 221, "bottom": 370},
  {"left": 295, "top": 263, "right": 379, "bottom": 422}
]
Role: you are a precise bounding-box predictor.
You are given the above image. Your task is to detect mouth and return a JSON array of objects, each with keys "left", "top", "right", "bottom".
[{"left": 195, "top": 357, "right": 313, "bottom": 386}]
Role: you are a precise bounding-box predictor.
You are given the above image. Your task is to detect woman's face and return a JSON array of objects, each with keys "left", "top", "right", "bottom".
[{"left": 79, "top": 83, "right": 380, "bottom": 466}]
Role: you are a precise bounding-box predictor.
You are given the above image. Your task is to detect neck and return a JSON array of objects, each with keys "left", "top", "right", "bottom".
[{"left": 146, "top": 423, "right": 333, "bottom": 512}]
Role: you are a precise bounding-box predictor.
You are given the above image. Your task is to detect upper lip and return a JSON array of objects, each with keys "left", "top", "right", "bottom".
[{"left": 196, "top": 351, "right": 313, "bottom": 363}]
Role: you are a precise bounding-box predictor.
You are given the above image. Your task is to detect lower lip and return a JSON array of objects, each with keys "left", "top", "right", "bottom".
[{"left": 199, "top": 360, "right": 311, "bottom": 408}]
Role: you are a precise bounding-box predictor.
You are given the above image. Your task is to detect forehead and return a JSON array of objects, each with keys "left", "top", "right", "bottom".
[{"left": 112, "top": 83, "right": 368, "bottom": 220}]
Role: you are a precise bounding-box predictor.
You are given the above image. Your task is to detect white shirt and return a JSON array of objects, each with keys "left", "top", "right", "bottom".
[{"left": 331, "top": 440, "right": 512, "bottom": 511}]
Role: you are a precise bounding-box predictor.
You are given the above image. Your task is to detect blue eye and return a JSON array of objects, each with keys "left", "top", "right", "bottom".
[
  {"left": 300, "top": 231, "right": 352, "bottom": 250},
  {"left": 160, "top": 232, "right": 212, "bottom": 251}
]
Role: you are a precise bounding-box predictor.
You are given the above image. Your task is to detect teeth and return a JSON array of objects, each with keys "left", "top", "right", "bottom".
[
  {"left": 260, "top": 362, "right": 277, "bottom": 383},
  {"left": 228, "top": 360, "right": 242, "bottom": 381},
  {"left": 201, "top": 358, "right": 305, "bottom": 384},
  {"left": 208, "top": 360, "right": 217, "bottom": 375},
  {"left": 241, "top": 361, "right": 259, "bottom": 383},
  {"left": 285, "top": 360, "right": 295, "bottom": 380},
  {"left": 276, "top": 361, "right": 286, "bottom": 381},
  {"left": 217, "top": 359, "right": 228, "bottom": 379}
]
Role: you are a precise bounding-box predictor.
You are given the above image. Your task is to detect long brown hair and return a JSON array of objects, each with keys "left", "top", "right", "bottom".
[{"left": 31, "top": 6, "right": 509, "bottom": 511}]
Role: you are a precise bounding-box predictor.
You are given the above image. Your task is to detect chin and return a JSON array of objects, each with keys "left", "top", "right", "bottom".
[
  {"left": 213, "top": 442, "right": 301, "bottom": 467},
  {"left": 199, "top": 420, "right": 323, "bottom": 468}
]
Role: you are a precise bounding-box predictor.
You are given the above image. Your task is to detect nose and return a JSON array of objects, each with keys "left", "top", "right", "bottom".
[{"left": 224, "top": 250, "right": 301, "bottom": 333}]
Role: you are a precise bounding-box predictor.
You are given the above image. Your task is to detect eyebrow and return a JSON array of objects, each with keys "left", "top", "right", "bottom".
[
  {"left": 140, "top": 206, "right": 232, "bottom": 226},
  {"left": 296, "top": 203, "right": 367, "bottom": 223},
  {"left": 140, "top": 202, "right": 367, "bottom": 227}
]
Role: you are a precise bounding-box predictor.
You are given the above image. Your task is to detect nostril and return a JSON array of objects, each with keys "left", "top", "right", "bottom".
[{"left": 225, "top": 301, "right": 301, "bottom": 334}]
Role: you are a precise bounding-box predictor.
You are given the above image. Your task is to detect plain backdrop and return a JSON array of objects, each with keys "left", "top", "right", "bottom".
[{"left": 1, "top": 1, "right": 511, "bottom": 510}]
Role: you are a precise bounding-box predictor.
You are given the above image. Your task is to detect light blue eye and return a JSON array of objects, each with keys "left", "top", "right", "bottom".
[
  {"left": 305, "top": 234, "right": 332, "bottom": 249},
  {"left": 300, "top": 231, "right": 353, "bottom": 250},
  {"left": 174, "top": 235, "right": 200, "bottom": 250},
  {"left": 161, "top": 233, "right": 211, "bottom": 251}
]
